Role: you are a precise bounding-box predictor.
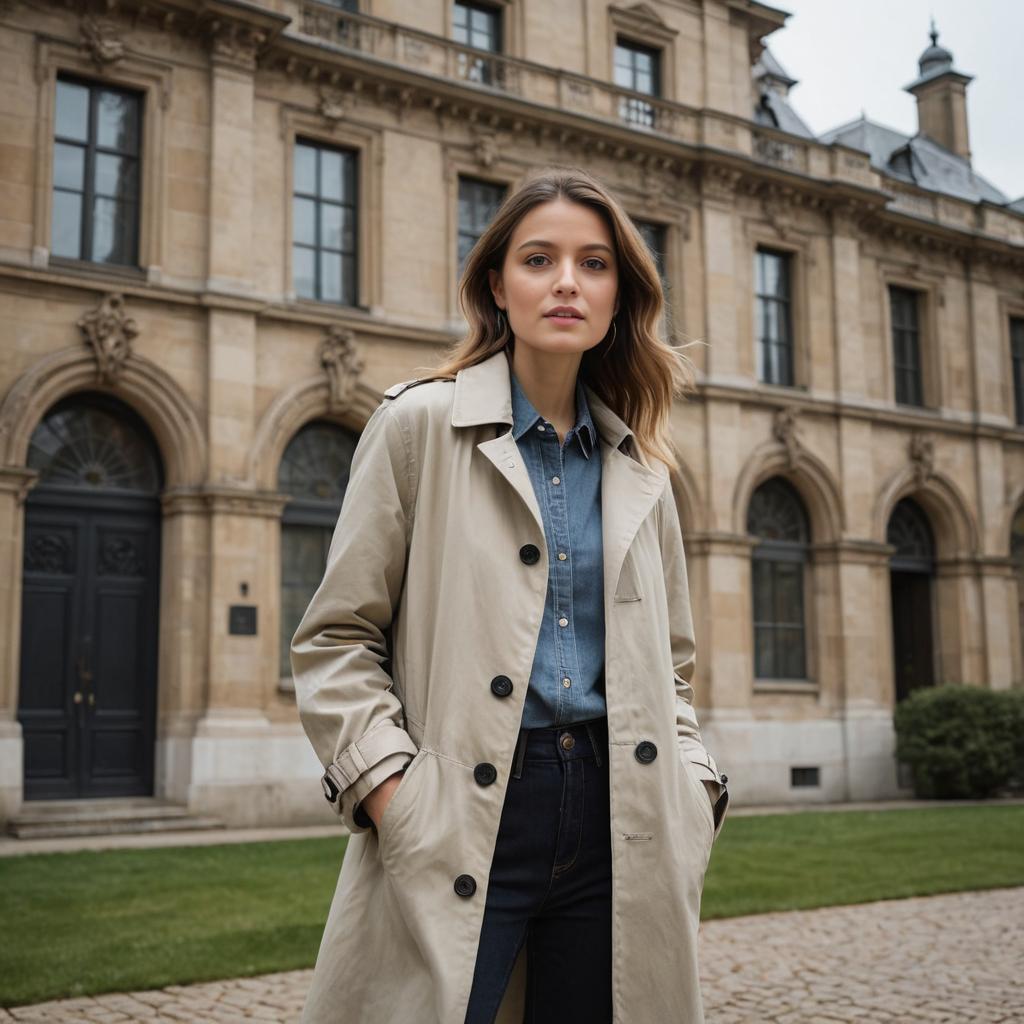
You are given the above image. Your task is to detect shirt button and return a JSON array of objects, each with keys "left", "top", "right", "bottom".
[
  {"left": 558, "top": 616, "right": 568, "bottom": 627},
  {"left": 562, "top": 678, "right": 571, "bottom": 687},
  {"left": 558, "top": 552, "right": 567, "bottom": 560},
  {"left": 551, "top": 476, "right": 560, "bottom": 485},
  {"left": 536, "top": 424, "right": 546, "bottom": 432}
]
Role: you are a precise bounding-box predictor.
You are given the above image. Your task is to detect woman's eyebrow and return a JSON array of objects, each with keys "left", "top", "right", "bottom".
[{"left": 515, "top": 239, "right": 613, "bottom": 255}]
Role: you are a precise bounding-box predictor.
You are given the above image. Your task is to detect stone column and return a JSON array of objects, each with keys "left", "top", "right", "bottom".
[{"left": 0, "top": 467, "right": 37, "bottom": 820}]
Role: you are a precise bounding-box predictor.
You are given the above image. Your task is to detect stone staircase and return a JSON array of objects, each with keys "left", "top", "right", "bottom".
[{"left": 5, "top": 798, "right": 226, "bottom": 839}]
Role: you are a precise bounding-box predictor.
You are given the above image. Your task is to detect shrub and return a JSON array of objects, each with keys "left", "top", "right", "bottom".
[{"left": 893, "top": 684, "right": 1020, "bottom": 799}]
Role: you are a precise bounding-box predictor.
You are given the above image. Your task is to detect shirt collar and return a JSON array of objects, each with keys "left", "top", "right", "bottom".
[{"left": 509, "top": 369, "right": 598, "bottom": 459}]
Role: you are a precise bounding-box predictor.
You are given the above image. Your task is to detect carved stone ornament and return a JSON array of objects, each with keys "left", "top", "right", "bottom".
[
  {"left": 909, "top": 431, "right": 934, "bottom": 486},
  {"left": 318, "top": 85, "right": 355, "bottom": 122},
  {"left": 320, "top": 325, "right": 365, "bottom": 410},
  {"left": 77, "top": 293, "right": 139, "bottom": 384},
  {"left": 80, "top": 16, "right": 126, "bottom": 69},
  {"left": 772, "top": 406, "right": 802, "bottom": 468},
  {"left": 472, "top": 129, "right": 499, "bottom": 170}
]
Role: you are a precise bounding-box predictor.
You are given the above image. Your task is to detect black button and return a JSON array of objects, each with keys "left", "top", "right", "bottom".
[
  {"left": 474, "top": 762, "right": 497, "bottom": 786},
  {"left": 454, "top": 874, "right": 477, "bottom": 897},
  {"left": 720, "top": 773, "right": 728, "bottom": 785},
  {"left": 634, "top": 740, "right": 657, "bottom": 764},
  {"left": 490, "top": 675, "right": 513, "bottom": 697},
  {"left": 519, "top": 544, "right": 540, "bottom": 564}
]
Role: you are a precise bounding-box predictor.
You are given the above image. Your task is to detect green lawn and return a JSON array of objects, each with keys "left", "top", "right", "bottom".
[{"left": 2, "top": 805, "right": 1022, "bottom": 1007}]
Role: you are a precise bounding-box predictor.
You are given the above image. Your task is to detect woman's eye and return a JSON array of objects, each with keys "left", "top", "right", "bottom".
[{"left": 525, "top": 255, "right": 606, "bottom": 270}]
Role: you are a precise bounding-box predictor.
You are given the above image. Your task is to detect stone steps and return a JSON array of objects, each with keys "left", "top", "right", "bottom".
[{"left": 6, "top": 798, "right": 226, "bottom": 839}]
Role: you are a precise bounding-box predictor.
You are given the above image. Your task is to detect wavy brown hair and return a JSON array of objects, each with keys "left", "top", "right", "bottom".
[{"left": 412, "top": 166, "right": 696, "bottom": 471}]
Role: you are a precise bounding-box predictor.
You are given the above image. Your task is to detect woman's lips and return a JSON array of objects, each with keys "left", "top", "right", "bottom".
[{"left": 544, "top": 314, "right": 583, "bottom": 325}]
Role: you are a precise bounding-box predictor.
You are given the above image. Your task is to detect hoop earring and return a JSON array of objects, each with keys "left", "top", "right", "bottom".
[{"left": 601, "top": 319, "right": 618, "bottom": 359}]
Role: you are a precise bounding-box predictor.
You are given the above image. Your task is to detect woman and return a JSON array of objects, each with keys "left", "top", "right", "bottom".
[{"left": 291, "top": 167, "right": 729, "bottom": 1024}]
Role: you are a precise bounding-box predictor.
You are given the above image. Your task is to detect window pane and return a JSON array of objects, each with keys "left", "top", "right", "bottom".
[
  {"left": 754, "top": 625, "right": 774, "bottom": 677},
  {"left": 96, "top": 89, "right": 138, "bottom": 152},
  {"left": 51, "top": 190, "right": 82, "bottom": 258},
  {"left": 294, "top": 143, "right": 316, "bottom": 195},
  {"left": 321, "top": 250, "right": 343, "bottom": 302},
  {"left": 91, "top": 196, "right": 134, "bottom": 264},
  {"left": 55, "top": 80, "right": 89, "bottom": 143},
  {"left": 321, "top": 202, "right": 343, "bottom": 250},
  {"left": 773, "top": 562, "right": 803, "bottom": 626},
  {"left": 752, "top": 560, "right": 772, "bottom": 622},
  {"left": 293, "top": 197, "right": 316, "bottom": 246},
  {"left": 293, "top": 246, "right": 315, "bottom": 298},
  {"left": 280, "top": 524, "right": 333, "bottom": 678},
  {"left": 342, "top": 253, "right": 356, "bottom": 304},
  {"left": 94, "top": 153, "right": 137, "bottom": 201},
  {"left": 780, "top": 626, "right": 806, "bottom": 678},
  {"left": 320, "top": 150, "right": 343, "bottom": 201},
  {"left": 53, "top": 142, "right": 85, "bottom": 191}
]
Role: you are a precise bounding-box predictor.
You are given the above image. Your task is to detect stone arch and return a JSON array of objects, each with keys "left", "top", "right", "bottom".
[
  {"left": 732, "top": 442, "right": 844, "bottom": 543},
  {"left": 0, "top": 347, "right": 205, "bottom": 489},
  {"left": 1001, "top": 481, "right": 1024, "bottom": 557},
  {"left": 873, "top": 468, "right": 978, "bottom": 559},
  {"left": 667, "top": 457, "right": 704, "bottom": 535},
  {"left": 248, "top": 377, "right": 382, "bottom": 491}
]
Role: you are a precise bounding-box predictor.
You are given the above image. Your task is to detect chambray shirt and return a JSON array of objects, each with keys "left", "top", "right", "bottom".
[{"left": 510, "top": 369, "right": 607, "bottom": 729}]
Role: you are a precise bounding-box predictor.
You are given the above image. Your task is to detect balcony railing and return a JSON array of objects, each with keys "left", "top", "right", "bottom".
[{"left": 295, "top": 2, "right": 700, "bottom": 145}]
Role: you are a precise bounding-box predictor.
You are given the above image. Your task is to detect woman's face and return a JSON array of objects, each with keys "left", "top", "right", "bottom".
[{"left": 488, "top": 197, "right": 620, "bottom": 358}]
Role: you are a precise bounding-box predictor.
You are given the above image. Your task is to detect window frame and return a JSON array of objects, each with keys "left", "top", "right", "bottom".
[
  {"left": 753, "top": 246, "right": 795, "bottom": 387},
  {"left": 1010, "top": 314, "right": 1024, "bottom": 427},
  {"left": 878, "top": 268, "right": 941, "bottom": 411},
  {"left": 291, "top": 138, "right": 359, "bottom": 306},
  {"left": 34, "top": 40, "right": 171, "bottom": 283},
  {"left": 281, "top": 108, "right": 381, "bottom": 311},
  {"left": 51, "top": 73, "right": 143, "bottom": 269},
  {"left": 456, "top": 174, "right": 507, "bottom": 281},
  {"left": 888, "top": 285, "right": 925, "bottom": 408},
  {"left": 747, "top": 477, "right": 812, "bottom": 683},
  {"left": 607, "top": 3, "right": 678, "bottom": 126}
]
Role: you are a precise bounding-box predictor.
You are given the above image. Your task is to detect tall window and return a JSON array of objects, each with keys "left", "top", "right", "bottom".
[
  {"left": 458, "top": 176, "right": 506, "bottom": 278},
  {"left": 453, "top": 2, "right": 502, "bottom": 85},
  {"left": 754, "top": 248, "right": 793, "bottom": 386},
  {"left": 634, "top": 219, "right": 667, "bottom": 282},
  {"left": 1011, "top": 317, "right": 1024, "bottom": 426},
  {"left": 51, "top": 75, "right": 142, "bottom": 267},
  {"left": 1012, "top": 506, "right": 1024, "bottom": 673},
  {"left": 278, "top": 422, "right": 360, "bottom": 681},
  {"left": 890, "top": 286, "right": 924, "bottom": 407},
  {"left": 614, "top": 38, "right": 660, "bottom": 128},
  {"left": 293, "top": 140, "right": 358, "bottom": 304},
  {"left": 748, "top": 477, "right": 809, "bottom": 679}
]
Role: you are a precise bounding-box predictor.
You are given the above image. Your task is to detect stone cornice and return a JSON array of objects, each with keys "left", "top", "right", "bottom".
[{"left": 161, "top": 485, "right": 291, "bottom": 518}]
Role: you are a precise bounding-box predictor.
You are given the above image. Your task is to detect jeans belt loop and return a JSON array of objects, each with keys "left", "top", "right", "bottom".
[
  {"left": 583, "top": 719, "right": 604, "bottom": 767},
  {"left": 512, "top": 727, "right": 529, "bottom": 780}
]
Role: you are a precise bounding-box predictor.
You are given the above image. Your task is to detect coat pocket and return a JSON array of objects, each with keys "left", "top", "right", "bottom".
[
  {"left": 376, "top": 747, "right": 427, "bottom": 859},
  {"left": 681, "top": 757, "right": 715, "bottom": 838}
]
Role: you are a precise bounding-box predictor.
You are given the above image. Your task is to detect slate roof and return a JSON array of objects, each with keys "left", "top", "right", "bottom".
[
  {"left": 752, "top": 47, "right": 815, "bottom": 140},
  {"left": 818, "top": 116, "right": 1009, "bottom": 205}
]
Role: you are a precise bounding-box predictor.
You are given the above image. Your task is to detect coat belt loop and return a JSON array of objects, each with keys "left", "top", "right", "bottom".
[
  {"left": 512, "top": 727, "right": 529, "bottom": 780},
  {"left": 584, "top": 719, "right": 603, "bottom": 767}
]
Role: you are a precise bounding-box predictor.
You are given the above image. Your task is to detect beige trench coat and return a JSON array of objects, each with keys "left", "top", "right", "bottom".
[{"left": 291, "top": 347, "right": 730, "bottom": 1024}]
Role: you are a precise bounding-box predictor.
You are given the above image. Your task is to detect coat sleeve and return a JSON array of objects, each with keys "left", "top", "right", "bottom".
[
  {"left": 658, "top": 478, "right": 730, "bottom": 839},
  {"left": 290, "top": 399, "right": 419, "bottom": 834}
]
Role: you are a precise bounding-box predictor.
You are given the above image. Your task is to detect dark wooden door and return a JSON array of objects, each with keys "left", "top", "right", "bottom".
[
  {"left": 890, "top": 570, "right": 935, "bottom": 703},
  {"left": 19, "top": 498, "right": 161, "bottom": 799},
  {"left": 18, "top": 391, "right": 164, "bottom": 801}
]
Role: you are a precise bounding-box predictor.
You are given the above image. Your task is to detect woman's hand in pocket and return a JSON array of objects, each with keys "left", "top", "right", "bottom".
[{"left": 361, "top": 769, "right": 407, "bottom": 830}]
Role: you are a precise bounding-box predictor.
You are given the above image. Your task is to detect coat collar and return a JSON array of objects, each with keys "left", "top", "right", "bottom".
[{"left": 451, "top": 347, "right": 655, "bottom": 471}]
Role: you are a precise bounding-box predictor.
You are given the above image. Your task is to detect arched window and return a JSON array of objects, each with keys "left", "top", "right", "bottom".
[
  {"left": 887, "top": 496, "right": 935, "bottom": 569},
  {"left": 747, "top": 477, "right": 810, "bottom": 679},
  {"left": 278, "top": 421, "right": 359, "bottom": 681},
  {"left": 27, "top": 393, "right": 162, "bottom": 494}
]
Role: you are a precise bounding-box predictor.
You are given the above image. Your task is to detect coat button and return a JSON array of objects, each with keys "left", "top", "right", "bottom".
[
  {"left": 490, "top": 675, "right": 513, "bottom": 697},
  {"left": 519, "top": 543, "right": 540, "bottom": 564},
  {"left": 474, "top": 762, "right": 497, "bottom": 785},
  {"left": 454, "top": 874, "right": 477, "bottom": 897},
  {"left": 559, "top": 732, "right": 575, "bottom": 750},
  {"left": 720, "top": 773, "right": 728, "bottom": 785},
  {"left": 634, "top": 740, "right": 657, "bottom": 764}
]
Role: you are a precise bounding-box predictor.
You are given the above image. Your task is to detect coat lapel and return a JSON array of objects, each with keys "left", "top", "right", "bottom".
[{"left": 451, "top": 349, "right": 669, "bottom": 598}]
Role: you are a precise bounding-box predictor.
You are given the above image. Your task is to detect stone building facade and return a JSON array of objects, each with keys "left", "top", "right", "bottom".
[{"left": 0, "top": 0, "right": 1021, "bottom": 830}]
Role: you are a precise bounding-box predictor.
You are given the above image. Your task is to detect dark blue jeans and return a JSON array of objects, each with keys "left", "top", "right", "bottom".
[{"left": 465, "top": 716, "right": 613, "bottom": 1024}]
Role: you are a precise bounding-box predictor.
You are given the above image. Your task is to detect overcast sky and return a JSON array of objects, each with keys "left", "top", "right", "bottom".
[{"left": 764, "top": 0, "right": 1022, "bottom": 202}]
